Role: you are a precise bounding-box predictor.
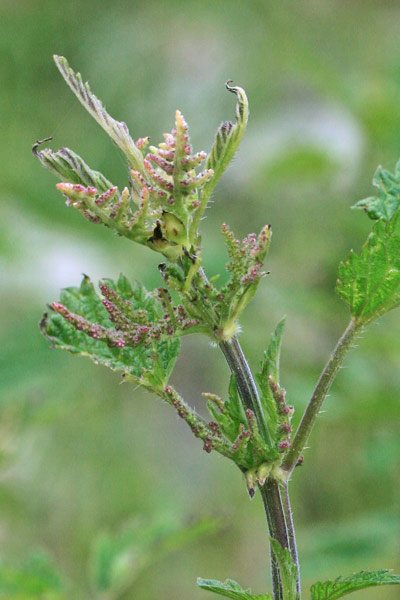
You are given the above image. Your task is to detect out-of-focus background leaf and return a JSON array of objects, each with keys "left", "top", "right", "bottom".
[{"left": 1, "top": 1, "right": 399, "bottom": 598}]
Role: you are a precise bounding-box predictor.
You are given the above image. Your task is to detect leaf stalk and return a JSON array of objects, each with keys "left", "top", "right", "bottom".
[{"left": 283, "top": 318, "right": 360, "bottom": 475}]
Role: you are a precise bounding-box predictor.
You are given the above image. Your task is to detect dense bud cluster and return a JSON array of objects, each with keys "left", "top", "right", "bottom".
[
  {"left": 197, "top": 222, "right": 272, "bottom": 339},
  {"left": 51, "top": 302, "right": 126, "bottom": 348},
  {"left": 268, "top": 376, "right": 294, "bottom": 452}
]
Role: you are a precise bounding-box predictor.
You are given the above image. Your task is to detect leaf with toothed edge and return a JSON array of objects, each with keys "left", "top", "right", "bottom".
[
  {"left": 352, "top": 161, "right": 400, "bottom": 222},
  {"left": 310, "top": 570, "right": 400, "bottom": 600},
  {"left": 41, "top": 275, "right": 180, "bottom": 391},
  {"left": 53, "top": 55, "right": 144, "bottom": 173},
  {"left": 197, "top": 577, "right": 272, "bottom": 600},
  {"left": 337, "top": 211, "right": 400, "bottom": 325}
]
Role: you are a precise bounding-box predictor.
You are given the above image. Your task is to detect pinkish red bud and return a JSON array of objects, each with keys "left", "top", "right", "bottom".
[
  {"left": 279, "top": 440, "right": 291, "bottom": 452},
  {"left": 280, "top": 423, "right": 292, "bottom": 434},
  {"left": 203, "top": 438, "right": 214, "bottom": 453}
]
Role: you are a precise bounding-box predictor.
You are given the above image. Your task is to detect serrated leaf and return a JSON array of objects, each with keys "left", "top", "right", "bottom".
[
  {"left": 34, "top": 146, "right": 114, "bottom": 193},
  {"left": 310, "top": 569, "right": 400, "bottom": 600},
  {"left": 337, "top": 212, "right": 400, "bottom": 325},
  {"left": 353, "top": 163, "right": 400, "bottom": 221},
  {"left": 41, "top": 275, "right": 180, "bottom": 390},
  {"left": 269, "top": 538, "right": 298, "bottom": 600},
  {"left": 197, "top": 577, "right": 272, "bottom": 600},
  {"left": 54, "top": 55, "right": 144, "bottom": 173},
  {"left": 256, "top": 318, "right": 286, "bottom": 440}
]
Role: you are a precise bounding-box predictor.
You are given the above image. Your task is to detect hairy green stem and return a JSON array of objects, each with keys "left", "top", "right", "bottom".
[
  {"left": 283, "top": 318, "right": 360, "bottom": 474},
  {"left": 219, "top": 337, "right": 299, "bottom": 600},
  {"left": 260, "top": 480, "right": 290, "bottom": 600},
  {"left": 282, "top": 483, "right": 300, "bottom": 598}
]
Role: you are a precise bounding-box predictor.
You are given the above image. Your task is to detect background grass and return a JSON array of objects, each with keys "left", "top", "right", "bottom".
[{"left": 1, "top": 1, "right": 399, "bottom": 598}]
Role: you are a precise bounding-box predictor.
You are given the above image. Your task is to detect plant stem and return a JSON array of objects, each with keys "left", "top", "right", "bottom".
[
  {"left": 220, "top": 336, "right": 272, "bottom": 447},
  {"left": 282, "top": 318, "right": 360, "bottom": 475},
  {"left": 260, "top": 480, "right": 290, "bottom": 600},
  {"left": 282, "top": 483, "right": 300, "bottom": 598},
  {"left": 219, "top": 336, "right": 299, "bottom": 600}
]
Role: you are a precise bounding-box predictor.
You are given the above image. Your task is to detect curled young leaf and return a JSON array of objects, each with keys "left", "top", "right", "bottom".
[
  {"left": 189, "top": 82, "right": 249, "bottom": 239},
  {"left": 353, "top": 161, "right": 400, "bottom": 221},
  {"left": 204, "top": 82, "right": 249, "bottom": 196}
]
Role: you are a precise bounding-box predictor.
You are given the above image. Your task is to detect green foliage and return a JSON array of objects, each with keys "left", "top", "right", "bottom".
[
  {"left": 36, "top": 57, "right": 269, "bottom": 346},
  {"left": 257, "top": 319, "right": 285, "bottom": 434},
  {"left": 310, "top": 569, "right": 400, "bottom": 600},
  {"left": 256, "top": 319, "right": 293, "bottom": 453},
  {"left": 34, "top": 145, "right": 114, "bottom": 193},
  {"left": 203, "top": 373, "right": 276, "bottom": 475},
  {"left": 41, "top": 274, "right": 180, "bottom": 391},
  {"left": 337, "top": 211, "right": 400, "bottom": 325},
  {"left": 54, "top": 55, "right": 145, "bottom": 173},
  {"left": 197, "top": 577, "right": 272, "bottom": 600},
  {"left": 37, "top": 57, "right": 250, "bottom": 271},
  {"left": 353, "top": 161, "right": 400, "bottom": 221},
  {"left": 0, "top": 553, "right": 65, "bottom": 600},
  {"left": 32, "top": 51, "right": 400, "bottom": 600},
  {"left": 269, "top": 538, "right": 298, "bottom": 600},
  {"left": 203, "top": 82, "right": 249, "bottom": 200},
  {"left": 341, "top": 158, "right": 400, "bottom": 325}
]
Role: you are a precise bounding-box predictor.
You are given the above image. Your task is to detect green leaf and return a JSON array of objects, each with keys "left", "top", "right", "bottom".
[
  {"left": 41, "top": 275, "right": 180, "bottom": 390},
  {"left": 269, "top": 538, "right": 298, "bottom": 600},
  {"left": 227, "top": 374, "right": 247, "bottom": 426},
  {"left": 34, "top": 145, "right": 114, "bottom": 193},
  {"left": 204, "top": 82, "right": 249, "bottom": 197},
  {"left": 256, "top": 318, "right": 286, "bottom": 440},
  {"left": 337, "top": 212, "right": 400, "bottom": 325},
  {"left": 190, "top": 82, "right": 249, "bottom": 236},
  {"left": 353, "top": 162, "right": 400, "bottom": 221},
  {"left": 197, "top": 577, "right": 272, "bottom": 600},
  {"left": 310, "top": 569, "right": 400, "bottom": 600},
  {"left": 54, "top": 55, "right": 144, "bottom": 173}
]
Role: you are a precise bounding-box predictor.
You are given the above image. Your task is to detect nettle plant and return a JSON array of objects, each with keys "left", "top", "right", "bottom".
[{"left": 35, "top": 56, "right": 400, "bottom": 600}]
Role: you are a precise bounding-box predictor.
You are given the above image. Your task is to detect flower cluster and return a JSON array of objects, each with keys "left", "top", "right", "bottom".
[{"left": 50, "top": 281, "right": 201, "bottom": 350}]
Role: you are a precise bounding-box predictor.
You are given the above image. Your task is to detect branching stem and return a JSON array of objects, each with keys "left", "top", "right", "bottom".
[{"left": 219, "top": 336, "right": 300, "bottom": 600}]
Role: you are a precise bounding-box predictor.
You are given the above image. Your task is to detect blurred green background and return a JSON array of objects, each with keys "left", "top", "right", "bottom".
[{"left": 1, "top": 0, "right": 399, "bottom": 598}]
